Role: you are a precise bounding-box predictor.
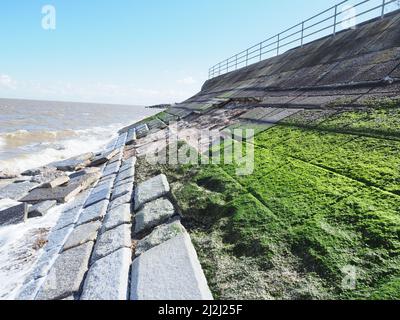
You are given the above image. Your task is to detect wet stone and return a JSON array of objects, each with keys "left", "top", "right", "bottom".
[
  {"left": 134, "top": 174, "right": 170, "bottom": 210},
  {"left": 91, "top": 224, "right": 131, "bottom": 264},
  {"left": 28, "top": 200, "right": 57, "bottom": 218},
  {"left": 63, "top": 221, "right": 101, "bottom": 251},
  {"left": 81, "top": 248, "right": 132, "bottom": 300},
  {"left": 134, "top": 198, "right": 175, "bottom": 234},
  {"left": 36, "top": 242, "right": 94, "bottom": 300},
  {"left": 77, "top": 200, "right": 108, "bottom": 225},
  {"left": 16, "top": 278, "right": 45, "bottom": 300},
  {"left": 101, "top": 204, "right": 132, "bottom": 233},
  {"left": 31, "top": 247, "right": 60, "bottom": 280}
]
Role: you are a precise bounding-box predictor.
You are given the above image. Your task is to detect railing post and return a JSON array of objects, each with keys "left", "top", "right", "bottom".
[
  {"left": 246, "top": 49, "right": 249, "bottom": 66},
  {"left": 259, "top": 43, "right": 262, "bottom": 61},
  {"left": 218, "top": 63, "right": 221, "bottom": 76},
  {"left": 277, "top": 34, "right": 280, "bottom": 55},
  {"left": 226, "top": 59, "right": 229, "bottom": 73},
  {"left": 333, "top": 5, "right": 338, "bottom": 37},
  {"left": 381, "top": 0, "right": 386, "bottom": 19},
  {"left": 301, "top": 22, "right": 304, "bottom": 47},
  {"left": 235, "top": 55, "right": 238, "bottom": 70}
]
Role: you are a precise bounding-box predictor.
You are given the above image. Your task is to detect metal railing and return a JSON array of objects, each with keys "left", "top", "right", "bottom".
[{"left": 208, "top": 0, "right": 399, "bottom": 79}]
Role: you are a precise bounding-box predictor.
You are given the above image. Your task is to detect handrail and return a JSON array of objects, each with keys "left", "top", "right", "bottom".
[{"left": 208, "top": 0, "right": 398, "bottom": 79}]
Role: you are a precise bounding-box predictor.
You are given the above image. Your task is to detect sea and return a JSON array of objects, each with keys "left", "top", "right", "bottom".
[{"left": 0, "top": 98, "right": 159, "bottom": 173}]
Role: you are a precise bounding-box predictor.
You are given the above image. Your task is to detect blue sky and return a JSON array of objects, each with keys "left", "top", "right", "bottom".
[{"left": 0, "top": 0, "right": 392, "bottom": 105}]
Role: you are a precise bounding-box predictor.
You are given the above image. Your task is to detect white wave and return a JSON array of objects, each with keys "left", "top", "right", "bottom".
[{"left": 0, "top": 123, "right": 123, "bottom": 173}]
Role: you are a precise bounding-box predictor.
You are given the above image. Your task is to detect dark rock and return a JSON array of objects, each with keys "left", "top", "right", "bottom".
[
  {"left": 21, "top": 166, "right": 57, "bottom": 177},
  {"left": 90, "top": 149, "right": 120, "bottom": 167},
  {"left": 41, "top": 176, "right": 70, "bottom": 188},
  {"left": 28, "top": 200, "right": 57, "bottom": 218},
  {"left": 0, "top": 199, "right": 28, "bottom": 226}
]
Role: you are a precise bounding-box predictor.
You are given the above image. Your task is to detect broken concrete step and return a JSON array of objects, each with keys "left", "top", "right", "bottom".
[
  {"left": 126, "top": 129, "right": 136, "bottom": 146},
  {"left": 130, "top": 233, "right": 213, "bottom": 300},
  {"left": 134, "top": 174, "right": 170, "bottom": 210},
  {"left": 36, "top": 241, "right": 94, "bottom": 300},
  {"left": 91, "top": 224, "right": 131, "bottom": 264},
  {"left": 0, "top": 199, "right": 28, "bottom": 226},
  {"left": 90, "top": 149, "right": 120, "bottom": 167},
  {"left": 41, "top": 176, "right": 69, "bottom": 189},
  {"left": 81, "top": 248, "right": 131, "bottom": 300},
  {"left": 135, "top": 220, "right": 185, "bottom": 256},
  {"left": 63, "top": 221, "right": 102, "bottom": 251},
  {"left": 134, "top": 198, "right": 175, "bottom": 234},
  {"left": 51, "top": 153, "right": 94, "bottom": 171},
  {"left": 101, "top": 204, "right": 132, "bottom": 233},
  {"left": 28, "top": 200, "right": 57, "bottom": 218},
  {"left": 0, "top": 181, "right": 39, "bottom": 201},
  {"left": 77, "top": 199, "right": 108, "bottom": 225}
]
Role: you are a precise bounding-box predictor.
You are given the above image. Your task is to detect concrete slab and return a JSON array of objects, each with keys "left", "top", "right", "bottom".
[
  {"left": 101, "top": 204, "right": 132, "bottom": 233},
  {"left": 63, "top": 221, "right": 101, "bottom": 251},
  {"left": 130, "top": 233, "right": 213, "bottom": 300},
  {"left": 28, "top": 200, "right": 57, "bottom": 218},
  {"left": 81, "top": 248, "right": 132, "bottom": 300},
  {"left": 91, "top": 224, "right": 131, "bottom": 264},
  {"left": 36, "top": 242, "right": 94, "bottom": 300},
  {"left": 77, "top": 199, "right": 108, "bottom": 225},
  {"left": 134, "top": 174, "right": 170, "bottom": 210},
  {"left": 51, "top": 153, "right": 93, "bottom": 171},
  {"left": 0, "top": 181, "right": 39, "bottom": 201},
  {"left": 0, "top": 199, "right": 28, "bottom": 226},
  {"left": 135, "top": 220, "right": 185, "bottom": 256},
  {"left": 134, "top": 198, "right": 175, "bottom": 234},
  {"left": 111, "top": 181, "right": 133, "bottom": 201}
]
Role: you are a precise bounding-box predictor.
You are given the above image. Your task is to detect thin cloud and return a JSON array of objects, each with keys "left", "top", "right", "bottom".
[
  {"left": 0, "top": 74, "right": 17, "bottom": 90},
  {"left": 177, "top": 76, "right": 197, "bottom": 85}
]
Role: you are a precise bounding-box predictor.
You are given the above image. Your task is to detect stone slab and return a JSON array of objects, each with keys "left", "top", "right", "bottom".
[
  {"left": 31, "top": 247, "right": 60, "bottom": 280},
  {"left": 91, "top": 224, "right": 131, "bottom": 264},
  {"left": 115, "top": 132, "right": 128, "bottom": 148},
  {"left": 111, "top": 181, "right": 133, "bottom": 201},
  {"left": 109, "top": 192, "right": 132, "bottom": 211},
  {"left": 28, "top": 200, "right": 57, "bottom": 218},
  {"left": 134, "top": 174, "right": 170, "bottom": 210},
  {"left": 45, "top": 225, "right": 74, "bottom": 252},
  {"left": 63, "top": 221, "right": 101, "bottom": 251},
  {"left": 101, "top": 204, "right": 132, "bottom": 233},
  {"left": 51, "top": 153, "right": 93, "bottom": 171},
  {"left": 81, "top": 248, "right": 132, "bottom": 300},
  {"left": 21, "top": 183, "right": 82, "bottom": 204},
  {"left": 90, "top": 148, "right": 120, "bottom": 167},
  {"left": 53, "top": 206, "right": 81, "bottom": 231},
  {"left": 42, "top": 176, "right": 70, "bottom": 189},
  {"left": 102, "top": 161, "right": 121, "bottom": 178},
  {"left": 120, "top": 156, "right": 137, "bottom": 172},
  {"left": 77, "top": 200, "right": 109, "bottom": 225},
  {"left": 114, "top": 176, "right": 134, "bottom": 189},
  {"left": 130, "top": 233, "right": 213, "bottom": 300},
  {"left": 115, "top": 166, "right": 135, "bottom": 185},
  {"left": 16, "top": 278, "right": 45, "bottom": 300},
  {"left": 135, "top": 220, "right": 185, "bottom": 256},
  {"left": 0, "top": 181, "right": 39, "bottom": 201},
  {"left": 134, "top": 198, "right": 175, "bottom": 234},
  {"left": 0, "top": 199, "right": 28, "bottom": 226},
  {"left": 126, "top": 129, "right": 136, "bottom": 145},
  {"left": 84, "top": 187, "right": 111, "bottom": 208},
  {"left": 36, "top": 242, "right": 94, "bottom": 300}
]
